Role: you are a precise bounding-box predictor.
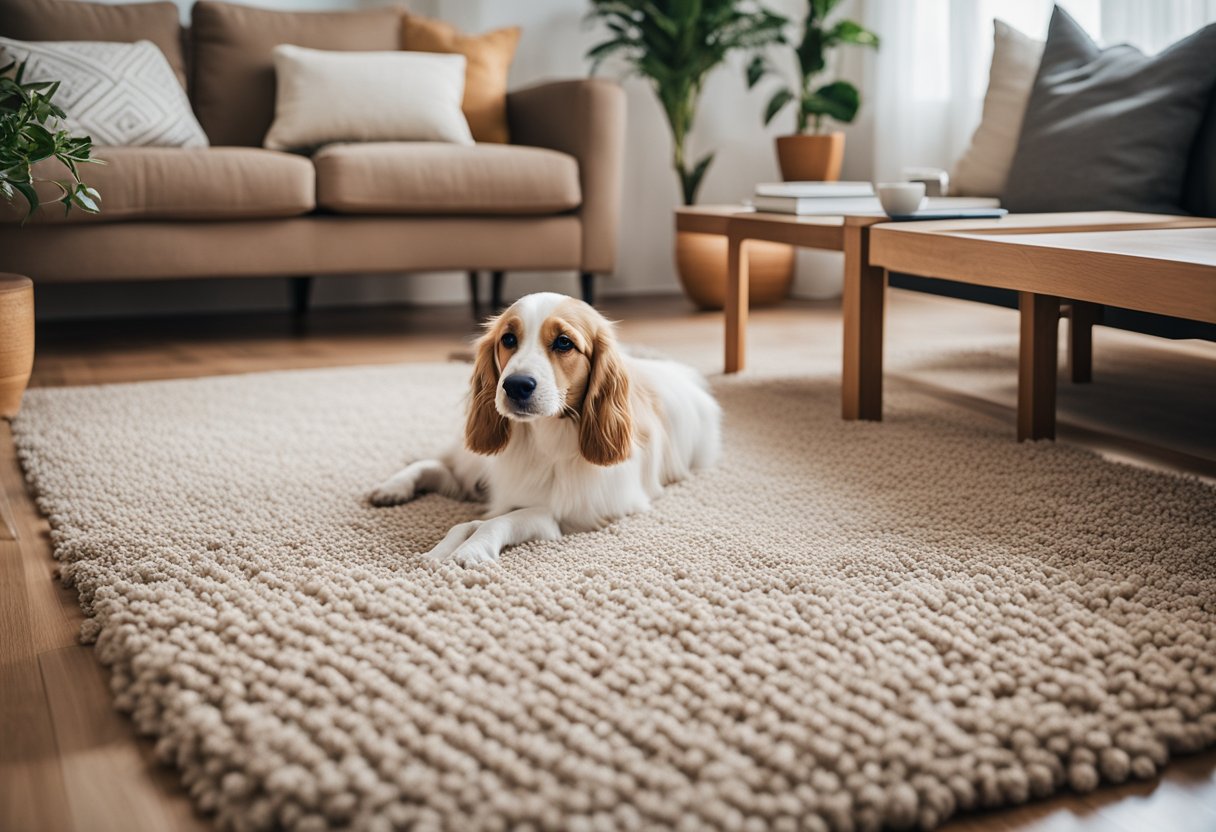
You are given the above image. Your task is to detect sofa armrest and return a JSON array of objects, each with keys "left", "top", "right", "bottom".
[{"left": 507, "top": 79, "right": 626, "bottom": 274}]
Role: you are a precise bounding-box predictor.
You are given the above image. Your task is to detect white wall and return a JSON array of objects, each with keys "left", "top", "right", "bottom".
[{"left": 38, "top": 0, "right": 871, "bottom": 318}]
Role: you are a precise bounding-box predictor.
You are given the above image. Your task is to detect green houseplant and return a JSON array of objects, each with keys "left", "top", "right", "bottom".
[
  {"left": 586, "top": 0, "right": 786, "bottom": 206},
  {"left": 585, "top": 0, "right": 797, "bottom": 309},
  {"left": 747, "top": 0, "right": 878, "bottom": 181},
  {"left": 1, "top": 59, "right": 101, "bottom": 221}
]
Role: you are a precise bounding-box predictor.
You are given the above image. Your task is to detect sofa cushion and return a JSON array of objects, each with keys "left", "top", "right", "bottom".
[
  {"left": 1004, "top": 6, "right": 1216, "bottom": 214},
  {"left": 313, "top": 143, "right": 581, "bottom": 216},
  {"left": 401, "top": 17, "right": 521, "bottom": 145},
  {"left": 1, "top": 147, "right": 314, "bottom": 224},
  {"left": 264, "top": 46, "right": 473, "bottom": 152},
  {"left": 0, "top": 37, "right": 207, "bottom": 148},
  {"left": 190, "top": 1, "right": 402, "bottom": 147},
  {"left": 1183, "top": 87, "right": 1216, "bottom": 218},
  {"left": 950, "top": 20, "right": 1043, "bottom": 197},
  {"left": 0, "top": 0, "right": 187, "bottom": 88}
]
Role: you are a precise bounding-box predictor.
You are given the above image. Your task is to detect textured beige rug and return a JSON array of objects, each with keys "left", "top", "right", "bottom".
[{"left": 13, "top": 363, "right": 1216, "bottom": 832}]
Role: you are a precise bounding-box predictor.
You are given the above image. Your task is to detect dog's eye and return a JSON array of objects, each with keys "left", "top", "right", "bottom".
[
  {"left": 501, "top": 332, "right": 517, "bottom": 349},
  {"left": 552, "top": 334, "right": 574, "bottom": 352}
]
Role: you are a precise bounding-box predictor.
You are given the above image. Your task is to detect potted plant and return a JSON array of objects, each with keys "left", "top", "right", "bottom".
[
  {"left": 586, "top": 0, "right": 798, "bottom": 310},
  {"left": 747, "top": 0, "right": 878, "bottom": 181},
  {"left": 1, "top": 58, "right": 100, "bottom": 417}
]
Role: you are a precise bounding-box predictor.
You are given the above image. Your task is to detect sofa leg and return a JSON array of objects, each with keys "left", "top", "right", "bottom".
[
  {"left": 467, "top": 271, "right": 482, "bottom": 319},
  {"left": 491, "top": 271, "right": 505, "bottom": 310},
  {"left": 290, "top": 276, "right": 313, "bottom": 318},
  {"left": 580, "top": 272, "right": 595, "bottom": 306}
]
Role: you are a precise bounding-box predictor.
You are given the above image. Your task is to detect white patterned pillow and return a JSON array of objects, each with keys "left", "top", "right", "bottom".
[{"left": 0, "top": 38, "right": 208, "bottom": 148}]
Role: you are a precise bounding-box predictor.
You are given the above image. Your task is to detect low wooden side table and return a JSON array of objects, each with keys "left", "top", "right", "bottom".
[
  {"left": 675, "top": 207, "right": 886, "bottom": 423},
  {"left": 0, "top": 273, "right": 34, "bottom": 419}
]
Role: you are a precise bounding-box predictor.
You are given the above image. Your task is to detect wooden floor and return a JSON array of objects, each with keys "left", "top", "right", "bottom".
[{"left": 2, "top": 289, "right": 1214, "bottom": 832}]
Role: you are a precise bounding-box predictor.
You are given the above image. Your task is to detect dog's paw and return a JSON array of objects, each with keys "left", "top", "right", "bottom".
[
  {"left": 449, "top": 538, "right": 501, "bottom": 567},
  {"left": 422, "top": 520, "right": 482, "bottom": 561},
  {"left": 367, "top": 477, "right": 417, "bottom": 507}
]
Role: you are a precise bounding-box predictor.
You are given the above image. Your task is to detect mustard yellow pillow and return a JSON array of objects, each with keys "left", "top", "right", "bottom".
[{"left": 401, "top": 17, "right": 520, "bottom": 144}]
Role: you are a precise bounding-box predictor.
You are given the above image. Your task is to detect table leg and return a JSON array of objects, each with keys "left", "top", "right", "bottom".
[
  {"left": 725, "top": 235, "right": 749, "bottom": 374},
  {"left": 1067, "top": 301, "right": 1101, "bottom": 384},
  {"left": 1018, "top": 292, "right": 1059, "bottom": 441},
  {"left": 842, "top": 224, "right": 885, "bottom": 420}
]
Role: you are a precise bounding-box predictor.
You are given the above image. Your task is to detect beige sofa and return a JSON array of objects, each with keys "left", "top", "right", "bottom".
[{"left": 0, "top": 0, "right": 626, "bottom": 312}]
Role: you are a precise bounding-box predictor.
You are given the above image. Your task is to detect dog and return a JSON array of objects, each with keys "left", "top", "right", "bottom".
[{"left": 369, "top": 292, "right": 721, "bottom": 566}]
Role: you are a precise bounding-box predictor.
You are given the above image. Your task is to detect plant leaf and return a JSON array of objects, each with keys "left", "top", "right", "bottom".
[
  {"left": 13, "top": 180, "right": 39, "bottom": 220},
  {"left": 796, "top": 23, "right": 826, "bottom": 77},
  {"left": 763, "top": 87, "right": 795, "bottom": 126},
  {"left": 70, "top": 183, "right": 99, "bottom": 212},
  {"left": 810, "top": 0, "right": 843, "bottom": 22},
  {"left": 586, "top": 37, "right": 632, "bottom": 74},
  {"left": 746, "top": 54, "right": 768, "bottom": 89},
  {"left": 680, "top": 152, "right": 715, "bottom": 206},
  {"left": 826, "top": 20, "right": 880, "bottom": 49},
  {"left": 804, "top": 80, "right": 860, "bottom": 125}
]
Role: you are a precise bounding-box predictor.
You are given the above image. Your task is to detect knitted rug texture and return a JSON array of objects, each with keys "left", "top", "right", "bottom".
[{"left": 12, "top": 362, "right": 1216, "bottom": 832}]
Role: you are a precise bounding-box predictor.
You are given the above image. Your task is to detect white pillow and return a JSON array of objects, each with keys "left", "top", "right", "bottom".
[
  {"left": 0, "top": 37, "right": 208, "bottom": 148},
  {"left": 264, "top": 45, "right": 474, "bottom": 151},
  {"left": 950, "top": 20, "right": 1045, "bottom": 197}
]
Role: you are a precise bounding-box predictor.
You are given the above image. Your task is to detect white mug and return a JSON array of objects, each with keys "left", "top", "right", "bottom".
[{"left": 875, "top": 182, "right": 926, "bottom": 216}]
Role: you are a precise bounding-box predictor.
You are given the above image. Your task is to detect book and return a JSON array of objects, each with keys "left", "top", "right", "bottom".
[
  {"left": 887, "top": 207, "right": 1008, "bottom": 221},
  {"left": 754, "top": 181, "right": 874, "bottom": 199},
  {"left": 750, "top": 195, "right": 1002, "bottom": 216},
  {"left": 752, "top": 195, "right": 884, "bottom": 214}
]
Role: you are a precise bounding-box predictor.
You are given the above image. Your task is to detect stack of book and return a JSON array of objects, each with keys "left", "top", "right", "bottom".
[
  {"left": 751, "top": 181, "right": 880, "bottom": 215},
  {"left": 750, "top": 182, "right": 1002, "bottom": 216}
]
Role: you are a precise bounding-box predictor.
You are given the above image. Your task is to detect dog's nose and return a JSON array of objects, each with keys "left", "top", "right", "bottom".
[{"left": 502, "top": 374, "right": 537, "bottom": 402}]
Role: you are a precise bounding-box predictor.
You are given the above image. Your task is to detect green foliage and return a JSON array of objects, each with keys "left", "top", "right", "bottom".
[
  {"left": 586, "top": 0, "right": 787, "bottom": 205},
  {"left": 0, "top": 60, "right": 101, "bottom": 222},
  {"left": 747, "top": 0, "right": 879, "bottom": 134}
]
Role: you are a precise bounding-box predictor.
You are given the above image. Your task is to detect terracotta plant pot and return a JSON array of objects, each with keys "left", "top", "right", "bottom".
[
  {"left": 674, "top": 231, "right": 794, "bottom": 311},
  {"left": 0, "top": 274, "right": 34, "bottom": 418},
  {"left": 776, "top": 132, "right": 845, "bottom": 182}
]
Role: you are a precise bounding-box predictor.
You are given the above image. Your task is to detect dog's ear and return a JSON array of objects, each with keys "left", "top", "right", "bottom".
[
  {"left": 579, "top": 329, "right": 633, "bottom": 466},
  {"left": 465, "top": 326, "right": 511, "bottom": 455}
]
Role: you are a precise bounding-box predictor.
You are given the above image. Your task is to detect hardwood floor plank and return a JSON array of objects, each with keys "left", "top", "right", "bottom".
[
  {"left": 39, "top": 645, "right": 206, "bottom": 832},
  {"left": 0, "top": 490, "right": 16, "bottom": 540},
  {"left": 940, "top": 754, "right": 1216, "bottom": 832},
  {"left": 0, "top": 534, "right": 74, "bottom": 832},
  {"left": 1, "top": 424, "right": 81, "bottom": 653}
]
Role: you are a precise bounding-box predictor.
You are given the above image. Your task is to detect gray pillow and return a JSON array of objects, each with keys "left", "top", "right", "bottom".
[
  {"left": 1003, "top": 6, "right": 1216, "bottom": 215},
  {"left": 1183, "top": 88, "right": 1216, "bottom": 218}
]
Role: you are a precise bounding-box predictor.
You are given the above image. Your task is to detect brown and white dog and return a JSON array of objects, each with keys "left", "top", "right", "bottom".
[{"left": 370, "top": 292, "right": 721, "bottom": 566}]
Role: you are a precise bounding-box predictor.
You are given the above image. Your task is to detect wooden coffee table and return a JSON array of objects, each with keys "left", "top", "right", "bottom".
[{"left": 862, "top": 213, "right": 1216, "bottom": 440}]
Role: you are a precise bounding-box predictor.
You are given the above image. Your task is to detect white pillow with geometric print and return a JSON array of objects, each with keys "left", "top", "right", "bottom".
[{"left": 0, "top": 37, "right": 208, "bottom": 148}]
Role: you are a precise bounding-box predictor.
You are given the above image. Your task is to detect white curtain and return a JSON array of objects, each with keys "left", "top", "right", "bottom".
[
  {"left": 1100, "top": 0, "right": 1216, "bottom": 51},
  {"left": 857, "top": 0, "right": 1216, "bottom": 184}
]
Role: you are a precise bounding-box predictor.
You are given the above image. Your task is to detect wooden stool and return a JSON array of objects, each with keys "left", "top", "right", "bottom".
[{"left": 0, "top": 274, "right": 34, "bottom": 419}]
